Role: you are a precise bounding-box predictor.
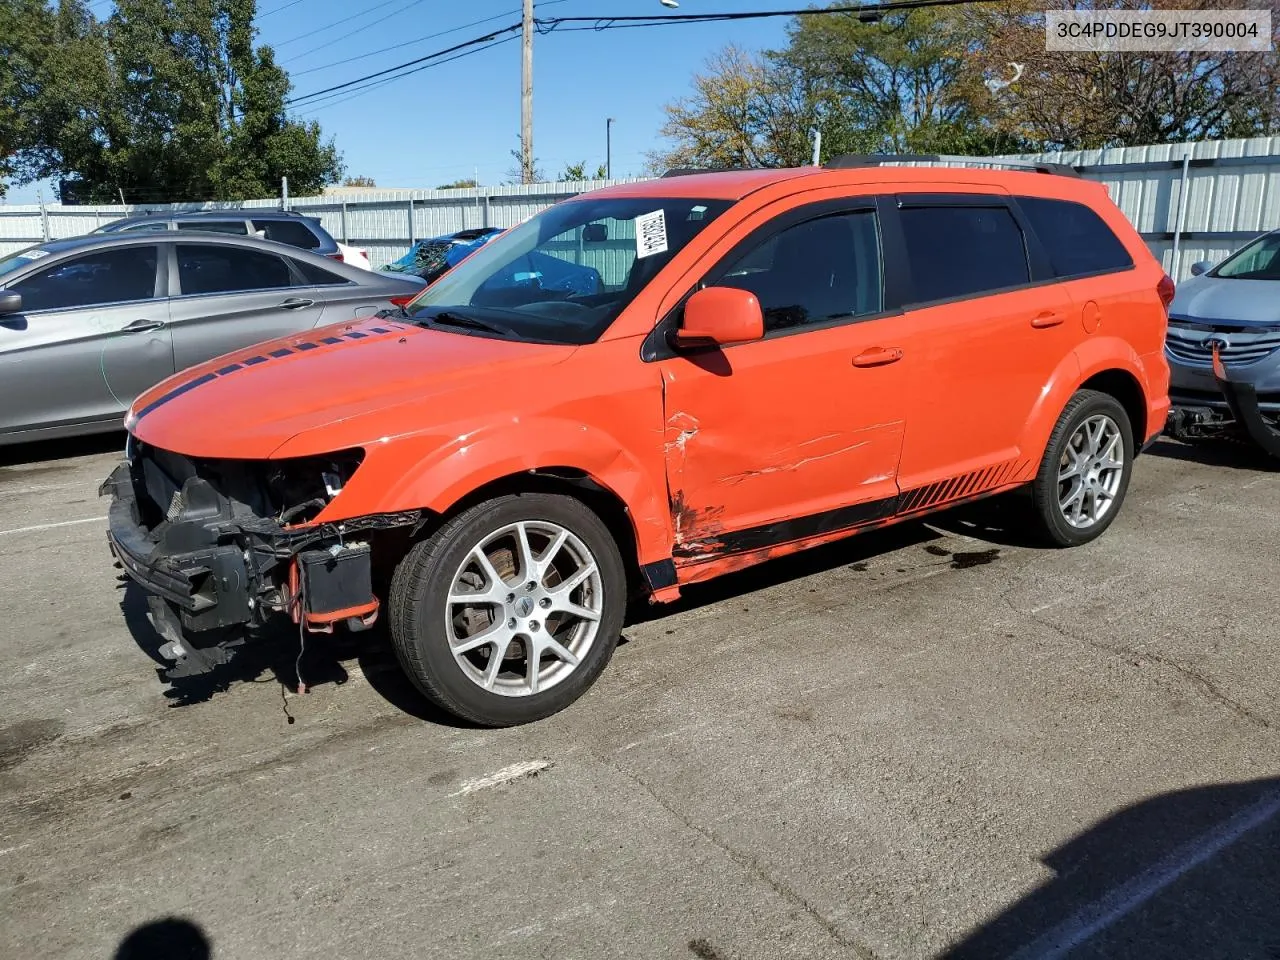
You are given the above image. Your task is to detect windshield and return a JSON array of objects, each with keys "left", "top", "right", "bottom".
[
  {"left": 0, "top": 245, "right": 46, "bottom": 280},
  {"left": 405, "top": 196, "right": 732, "bottom": 344},
  {"left": 1213, "top": 232, "right": 1280, "bottom": 280}
]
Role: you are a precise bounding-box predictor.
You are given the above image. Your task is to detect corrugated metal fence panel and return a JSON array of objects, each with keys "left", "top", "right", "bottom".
[{"left": 3, "top": 147, "right": 1280, "bottom": 275}]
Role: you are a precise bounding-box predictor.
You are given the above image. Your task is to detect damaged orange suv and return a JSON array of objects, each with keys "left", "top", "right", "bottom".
[{"left": 104, "top": 157, "right": 1172, "bottom": 726}]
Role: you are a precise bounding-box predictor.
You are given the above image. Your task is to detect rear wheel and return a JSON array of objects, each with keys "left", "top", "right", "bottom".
[
  {"left": 1029, "top": 390, "right": 1134, "bottom": 547},
  {"left": 388, "top": 493, "right": 626, "bottom": 726}
]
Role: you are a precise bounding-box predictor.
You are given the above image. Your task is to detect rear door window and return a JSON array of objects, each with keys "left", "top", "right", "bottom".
[
  {"left": 176, "top": 244, "right": 296, "bottom": 295},
  {"left": 177, "top": 220, "right": 249, "bottom": 236},
  {"left": 252, "top": 219, "right": 322, "bottom": 249},
  {"left": 899, "top": 204, "right": 1030, "bottom": 304},
  {"left": 12, "top": 247, "right": 160, "bottom": 311},
  {"left": 1017, "top": 197, "right": 1133, "bottom": 278}
]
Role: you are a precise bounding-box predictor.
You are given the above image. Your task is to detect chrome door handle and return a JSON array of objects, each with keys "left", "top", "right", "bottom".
[
  {"left": 279, "top": 298, "right": 315, "bottom": 310},
  {"left": 852, "top": 347, "right": 904, "bottom": 368},
  {"left": 122, "top": 319, "right": 166, "bottom": 333}
]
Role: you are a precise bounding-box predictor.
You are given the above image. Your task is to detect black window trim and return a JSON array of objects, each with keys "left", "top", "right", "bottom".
[
  {"left": 167, "top": 241, "right": 306, "bottom": 299},
  {"left": 642, "top": 195, "right": 904, "bottom": 362},
  {"left": 7, "top": 244, "right": 166, "bottom": 313},
  {"left": 289, "top": 255, "right": 356, "bottom": 287},
  {"left": 891, "top": 193, "right": 1057, "bottom": 311},
  {"left": 1010, "top": 194, "right": 1137, "bottom": 283}
]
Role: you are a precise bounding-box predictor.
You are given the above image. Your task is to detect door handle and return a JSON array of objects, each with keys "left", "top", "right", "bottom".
[
  {"left": 279, "top": 298, "right": 315, "bottom": 310},
  {"left": 852, "top": 347, "right": 903, "bottom": 368},
  {"left": 1031, "top": 311, "right": 1066, "bottom": 328},
  {"left": 122, "top": 319, "right": 165, "bottom": 333}
]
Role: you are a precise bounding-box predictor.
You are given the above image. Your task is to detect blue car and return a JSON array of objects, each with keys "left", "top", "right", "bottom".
[{"left": 382, "top": 228, "right": 504, "bottom": 284}]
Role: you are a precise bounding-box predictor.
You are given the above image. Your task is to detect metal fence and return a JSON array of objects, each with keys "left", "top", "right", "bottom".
[{"left": 3, "top": 135, "right": 1280, "bottom": 278}]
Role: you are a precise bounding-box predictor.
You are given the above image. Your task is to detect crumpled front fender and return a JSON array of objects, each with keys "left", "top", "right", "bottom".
[{"left": 1213, "top": 342, "right": 1280, "bottom": 457}]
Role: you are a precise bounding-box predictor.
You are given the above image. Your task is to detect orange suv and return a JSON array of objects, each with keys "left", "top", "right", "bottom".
[{"left": 104, "top": 158, "right": 1173, "bottom": 726}]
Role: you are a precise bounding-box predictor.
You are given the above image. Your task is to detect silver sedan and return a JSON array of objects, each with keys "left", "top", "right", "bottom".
[{"left": 0, "top": 232, "right": 424, "bottom": 445}]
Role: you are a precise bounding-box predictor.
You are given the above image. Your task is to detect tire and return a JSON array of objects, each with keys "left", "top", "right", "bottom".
[
  {"left": 1029, "top": 389, "right": 1135, "bottom": 548},
  {"left": 388, "top": 493, "right": 626, "bottom": 726}
]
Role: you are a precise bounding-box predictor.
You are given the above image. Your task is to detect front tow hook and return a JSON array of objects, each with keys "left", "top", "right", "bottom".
[{"left": 1212, "top": 341, "right": 1280, "bottom": 458}]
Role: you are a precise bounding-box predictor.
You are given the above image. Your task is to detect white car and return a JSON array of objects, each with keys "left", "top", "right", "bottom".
[{"left": 336, "top": 242, "right": 372, "bottom": 271}]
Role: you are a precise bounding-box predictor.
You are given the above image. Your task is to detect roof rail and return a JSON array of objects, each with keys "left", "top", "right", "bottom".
[
  {"left": 661, "top": 166, "right": 756, "bottom": 178},
  {"left": 823, "top": 153, "right": 1081, "bottom": 178}
]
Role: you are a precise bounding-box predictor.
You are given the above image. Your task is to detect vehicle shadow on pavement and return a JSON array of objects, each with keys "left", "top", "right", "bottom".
[
  {"left": 114, "top": 916, "right": 211, "bottom": 959},
  {"left": 1146, "top": 436, "right": 1277, "bottom": 471},
  {"left": 0, "top": 430, "right": 125, "bottom": 468},
  {"left": 942, "top": 776, "right": 1280, "bottom": 959}
]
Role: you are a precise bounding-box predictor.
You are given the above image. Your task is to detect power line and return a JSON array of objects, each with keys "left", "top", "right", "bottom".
[
  {"left": 288, "top": 2, "right": 567, "bottom": 77},
  {"left": 286, "top": 0, "right": 1005, "bottom": 107},
  {"left": 274, "top": 0, "right": 413, "bottom": 48},
  {"left": 257, "top": 0, "right": 308, "bottom": 19},
  {"left": 280, "top": 0, "right": 432, "bottom": 63},
  {"left": 287, "top": 25, "right": 522, "bottom": 105},
  {"left": 291, "top": 34, "right": 520, "bottom": 116}
]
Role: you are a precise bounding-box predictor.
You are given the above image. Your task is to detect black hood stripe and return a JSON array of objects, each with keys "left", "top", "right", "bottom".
[{"left": 132, "top": 322, "right": 409, "bottom": 423}]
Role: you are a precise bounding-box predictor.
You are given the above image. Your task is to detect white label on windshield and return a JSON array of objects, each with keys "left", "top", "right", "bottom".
[
  {"left": 26, "top": 249, "right": 50, "bottom": 260},
  {"left": 635, "top": 209, "right": 668, "bottom": 259}
]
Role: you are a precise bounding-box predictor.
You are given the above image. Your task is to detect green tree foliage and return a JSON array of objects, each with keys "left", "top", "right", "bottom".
[
  {"left": 0, "top": 0, "right": 343, "bottom": 202},
  {"left": 437, "top": 178, "right": 479, "bottom": 189},
  {"left": 560, "top": 161, "right": 587, "bottom": 180},
  {"left": 343, "top": 175, "right": 376, "bottom": 187}
]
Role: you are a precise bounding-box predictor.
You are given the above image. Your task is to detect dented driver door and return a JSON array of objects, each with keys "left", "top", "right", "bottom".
[{"left": 657, "top": 205, "right": 913, "bottom": 560}]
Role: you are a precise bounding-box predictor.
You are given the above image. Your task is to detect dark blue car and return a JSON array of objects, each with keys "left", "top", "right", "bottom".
[{"left": 382, "top": 228, "right": 505, "bottom": 284}]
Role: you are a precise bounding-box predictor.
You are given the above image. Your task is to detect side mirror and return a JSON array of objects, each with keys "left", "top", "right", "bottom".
[
  {"left": 672, "top": 286, "right": 764, "bottom": 349},
  {"left": 0, "top": 291, "right": 22, "bottom": 316},
  {"left": 582, "top": 223, "right": 608, "bottom": 243},
  {"left": 1189, "top": 260, "right": 1212, "bottom": 277}
]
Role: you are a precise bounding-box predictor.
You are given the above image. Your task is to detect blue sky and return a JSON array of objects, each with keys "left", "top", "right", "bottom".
[{"left": 6, "top": 0, "right": 793, "bottom": 202}]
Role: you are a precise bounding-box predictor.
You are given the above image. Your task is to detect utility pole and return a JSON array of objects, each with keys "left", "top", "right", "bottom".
[
  {"left": 521, "top": 0, "right": 534, "bottom": 184},
  {"left": 606, "top": 118, "right": 615, "bottom": 179}
]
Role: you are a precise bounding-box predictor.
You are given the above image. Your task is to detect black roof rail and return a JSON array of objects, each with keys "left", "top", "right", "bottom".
[
  {"left": 661, "top": 166, "right": 757, "bottom": 178},
  {"left": 824, "top": 153, "right": 1081, "bottom": 178}
]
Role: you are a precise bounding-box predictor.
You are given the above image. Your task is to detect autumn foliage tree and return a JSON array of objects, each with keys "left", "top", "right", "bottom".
[{"left": 651, "top": 0, "right": 1280, "bottom": 170}]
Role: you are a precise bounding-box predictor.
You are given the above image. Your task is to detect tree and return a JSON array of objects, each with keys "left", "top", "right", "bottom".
[
  {"left": 343, "top": 175, "right": 376, "bottom": 187},
  {"left": 437, "top": 178, "right": 479, "bottom": 189},
  {"left": 560, "top": 161, "right": 587, "bottom": 180},
  {"left": 505, "top": 135, "right": 544, "bottom": 184},
  {"left": 1, "top": 0, "right": 344, "bottom": 202},
  {"left": 594, "top": 163, "right": 607, "bottom": 178},
  {"left": 649, "top": 7, "right": 1025, "bottom": 174},
  {"left": 971, "top": 0, "right": 1280, "bottom": 150}
]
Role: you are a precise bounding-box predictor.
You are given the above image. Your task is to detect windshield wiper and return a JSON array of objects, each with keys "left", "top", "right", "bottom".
[{"left": 422, "top": 310, "right": 517, "bottom": 338}]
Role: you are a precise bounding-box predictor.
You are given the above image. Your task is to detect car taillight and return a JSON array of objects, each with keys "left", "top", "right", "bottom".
[
  {"left": 1157, "top": 274, "right": 1175, "bottom": 312},
  {"left": 327, "top": 253, "right": 344, "bottom": 261},
  {"left": 389, "top": 293, "right": 416, "bottom": 307}
]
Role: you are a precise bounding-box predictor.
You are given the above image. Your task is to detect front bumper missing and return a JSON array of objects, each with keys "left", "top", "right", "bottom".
[
  {"left": 102, "top": 458, "right": 420, "bottom": 676},
  {"left": 1165, "top": 345, "right": 1280, "bottom": 457}
]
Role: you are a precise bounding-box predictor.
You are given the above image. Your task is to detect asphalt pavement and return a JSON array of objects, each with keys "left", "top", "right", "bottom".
[{"left": 0, "top": 432, "right": 1277, "bottom": 960}]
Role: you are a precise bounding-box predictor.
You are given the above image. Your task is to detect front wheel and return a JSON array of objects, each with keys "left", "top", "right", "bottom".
[
  {"left": 1029, "top": 389, "right": 1135, "bottom": 547},
  {"left": 388, "top": 493, "right": 626, "bottom": 726}
]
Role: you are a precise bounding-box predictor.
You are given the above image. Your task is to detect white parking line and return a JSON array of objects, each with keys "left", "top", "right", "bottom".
[
  {"left": 0, "top": 516, "right": 105, "bottom": 536},
  {"left": 1010, "top": 790, "right": 1280, "bottom": 960}
]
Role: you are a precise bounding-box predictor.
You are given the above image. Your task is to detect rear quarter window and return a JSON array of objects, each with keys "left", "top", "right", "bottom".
[
  {"left": 252, "top": 219, "right": 323, "bottom": 249},
  {"left": 1017, "top": 197, "right": 1133, "bottom": 279}
]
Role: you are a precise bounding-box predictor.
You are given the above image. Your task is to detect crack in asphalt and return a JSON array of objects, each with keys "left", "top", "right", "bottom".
[
  {"left": 1000, "top": 589, "right": 1272, "bottom": 731},
  {"left": 597, "top": 753, "right": 881, "bottom": 960}
]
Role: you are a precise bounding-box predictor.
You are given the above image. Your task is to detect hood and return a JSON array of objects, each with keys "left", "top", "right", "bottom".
[
  {"left": 1169, "top": 274, "right": 1280, "bottom": 325},
  {"left": 127, "top": 316, "right": 575, "bottom": 459}
]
